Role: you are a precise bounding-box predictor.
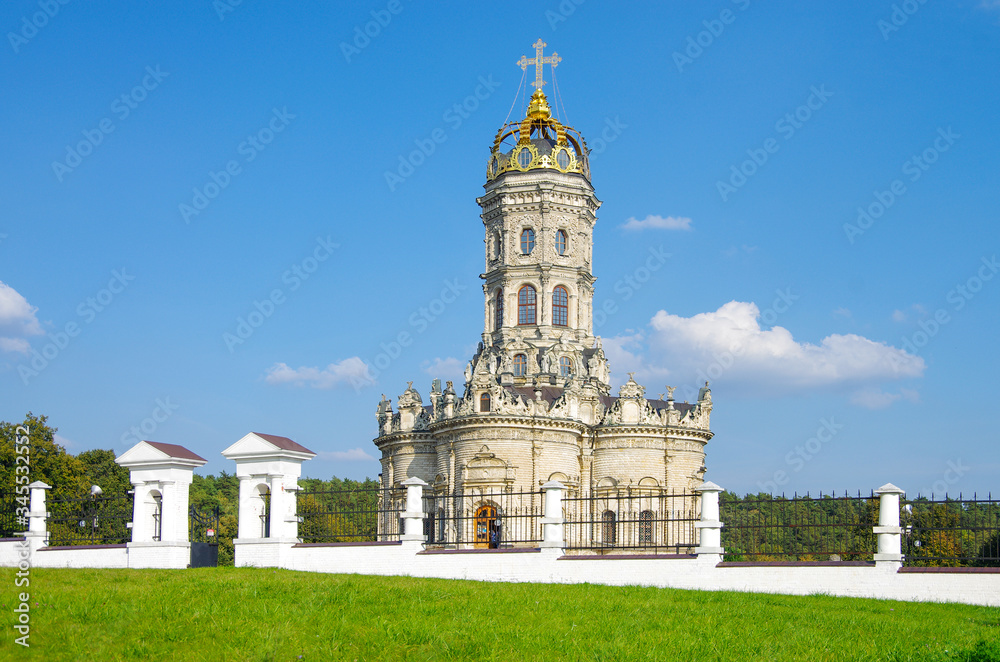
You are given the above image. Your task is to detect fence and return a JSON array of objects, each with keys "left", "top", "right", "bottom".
[
  {"left": 721, "top": 492, "right": 878, "bottom": 562},
  {"left": 902, "top": 494, "right": 1000, "bottom": 567},
  {"left": 0, "top": 493, "right": 20, "bottom": 538},
  {"left": 563, "top": 489, "right": 699, "bottom": 554},
  {"left": 297, "top": 487, "right": 404, "bottom": 543},
  {"left": 46, "top": 492, "right": 133, "bottom": 547},
  {"left": 424, "top": 488, "right": 543, "bottom": 549}
]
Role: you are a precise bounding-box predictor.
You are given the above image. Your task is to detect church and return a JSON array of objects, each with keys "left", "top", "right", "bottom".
[{"left": 373, "top": 41, "right": 713, "bottom": 545}]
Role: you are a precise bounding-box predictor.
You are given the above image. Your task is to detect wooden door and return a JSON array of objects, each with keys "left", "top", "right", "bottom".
[{"left": 475, "top": 505, "right": 498, "bottom": 548}]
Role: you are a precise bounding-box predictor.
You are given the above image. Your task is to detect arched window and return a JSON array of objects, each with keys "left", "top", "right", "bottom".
[
  {"left": 492, "top": 231, "right": 501, "bottom": 259},
  {"left": 520, "top": 228, "right": 535, "bottom": 255},
  {"left": 602, "top": 510, "right": 617, "bottom": 546},
  {"left": 518, "top": 285, "right": 536, "bottom": 325},
  {"left": 513, "top": 354, "right": 527, "bottom": 377},
  {"left": 479, "top": 392, "right": 491, "bottom": 413},
  {"left": 494, "top": 288, "right": 503, "bottom": 331},
  {"left": 639, "top": 510, "right": 654, "bottom": 545},
  {"left": 555, "top": 230, "right": 567, "bottom": 255},
  {"left": 559, "top": 356, "right": 572, "bottom": 377},
  {"left": 552, "top": 286, "right": 568, "bottom": 327}
]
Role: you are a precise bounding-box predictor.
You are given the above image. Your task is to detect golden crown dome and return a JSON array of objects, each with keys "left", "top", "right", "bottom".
[{"left": 486, "top": 41, "right": 590, "bottom": 183}]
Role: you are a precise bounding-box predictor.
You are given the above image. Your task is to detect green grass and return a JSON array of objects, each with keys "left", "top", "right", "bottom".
[{"left": 0, "top": 568, "right": 997, "bottom": 661}]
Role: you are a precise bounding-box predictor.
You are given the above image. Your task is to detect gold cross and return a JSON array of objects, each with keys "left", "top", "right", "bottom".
[{"left": 517, "top": 39, "right": 561, "bottom": 89}]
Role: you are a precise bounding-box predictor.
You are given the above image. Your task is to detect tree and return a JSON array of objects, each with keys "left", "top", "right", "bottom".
[{"left": 0, "top": 412, "right": 89, "bottom": 500}]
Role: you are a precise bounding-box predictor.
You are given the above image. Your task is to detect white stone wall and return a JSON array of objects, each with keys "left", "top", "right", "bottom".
[{"left": 236, "top": 541, "right": 1000, "bottom": 608}]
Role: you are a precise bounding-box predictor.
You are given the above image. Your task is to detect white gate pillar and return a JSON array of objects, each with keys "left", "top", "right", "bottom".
[
  {"left": 400, "top": 477, "right": 428, "bottom": 544},
  {"left": 116, "top": 441, "right": 207, "bottom": 568},
  {"left": 24, "top": 481, "right": 51, "bottom": 554},
  {"left": 694, "top": 481, "right": 724, "bottom": 561},
  {"left": 874, "top": 483, "right": 905, "bottom": 568},
  {"left": 221, "top": 432, "right": 316, "bottom": 568},
  {"left": 540, "top": 480, "right": 566, "bottom": 550}
]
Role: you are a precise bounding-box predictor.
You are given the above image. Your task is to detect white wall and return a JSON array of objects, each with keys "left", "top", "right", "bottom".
[{"left": 240, "top": 540, "right": 1000, "bottom": 608}]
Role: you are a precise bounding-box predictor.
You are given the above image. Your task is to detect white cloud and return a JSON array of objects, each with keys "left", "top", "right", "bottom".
[
  {"left": 892, "top": 304, "right": 927, "bottom": 323},
  {"left": 53, "top": 433, "right": 76, "bottom": 449},
  {"left": 0, "top": 337, "right": 30, "bottom": 354},
  {"left": 833, "top": 307, "right": 852, "bottom": 319},
  {"left": 422, "top": 356, "right": 464, "bottom": 382},
  {"left": 620, "top": 215, "right": 692, "bottom": 231},
  {"left": 0, "top": 282, "right": 42, "bottom": 353},
  {"left": 606, "top": 301, "right": 925, "bottom": 398},
  {"left": 723, "top": 244, "right": 758, "bottom": 257},
  {"left": 850, "top": 387, "right": 920, "bottom": 410},
  {"left": 264, "top": 357, "right": 370, "bottom": 389},
  {"left": 319, "top": 447, "right": 377, "bottom": 462}
]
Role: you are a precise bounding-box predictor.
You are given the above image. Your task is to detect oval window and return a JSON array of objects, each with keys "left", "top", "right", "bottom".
[
  {"left": 556, "top": 149, "right": 571, "bottom": 169},
  {"left": 517, "top": 147, "right": 533, "bottom": 168}
]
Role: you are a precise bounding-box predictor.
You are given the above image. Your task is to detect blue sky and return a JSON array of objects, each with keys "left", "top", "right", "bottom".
[{"left": 3, "top": 0, "right": 998, "bottom": 496}]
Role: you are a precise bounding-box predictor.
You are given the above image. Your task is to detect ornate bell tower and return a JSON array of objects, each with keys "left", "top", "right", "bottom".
[{"left": 477, "top": 40, "right": 608, "bottom": 392}]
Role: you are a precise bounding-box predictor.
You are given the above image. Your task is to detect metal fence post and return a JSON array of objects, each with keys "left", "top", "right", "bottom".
[
  {"left": 401, "top": 477, "right": 428, "bottom": 543},
  {"left": 873, "top": 483, "right": 905, "bottom": 567},
  {"left": 695, "top": 481, "right": 724, "bottom": 560},
  {"left": 26, "top": 481, "right": 50, "bottom": 553},
  {"left": 540, "top": 480, "right": 565, "bottom": 550}
]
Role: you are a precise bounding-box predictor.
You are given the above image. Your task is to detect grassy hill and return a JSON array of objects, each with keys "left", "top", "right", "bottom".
[{"left": 2, "top": 568, "right": 998, "bottom": 661}]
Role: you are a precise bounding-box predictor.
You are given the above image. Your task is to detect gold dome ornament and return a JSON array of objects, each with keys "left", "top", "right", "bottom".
[{"left": 487, "top": 40, "right": 590, "bottom": 182}]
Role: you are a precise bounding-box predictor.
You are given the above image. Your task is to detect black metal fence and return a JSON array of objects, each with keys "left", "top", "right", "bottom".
[
  {"left": 297, "top": 487, "right": 404, "bottom": 543},
  {"left": 0, "top": 492, "right": 22, "bottom": 538},
  {"left": 46, "top": 493, "right": 133, "bottom": 546},
  {"left": 721, "top": 492, "right": 878, "bottom": 562},
  {"left": 563, "top": 490, "right": 699, "bottom": 554},
  {"left": 424, "top": 488, "right": 542, "bottom": 548},
  {"left": 902, "top": 494, "right": 1000, "bottom": 567}
]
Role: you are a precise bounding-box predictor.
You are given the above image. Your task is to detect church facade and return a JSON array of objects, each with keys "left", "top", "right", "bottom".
[{"left": 373, "top": 43, "right": 713, "bottom": 542}]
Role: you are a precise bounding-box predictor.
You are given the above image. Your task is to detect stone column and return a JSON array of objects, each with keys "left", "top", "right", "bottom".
[
  {"left": 401, "top": 477, "right": 428, "bottom": 543},
  {"left": 694, "top": 481, "right": 724, "bottom": 560},
  {"left": 874, "top": 483, "right": 905, "bottom": 567},
  {"left": 540, "top": 480, "right": 565, "bottom": 550},
  {"left": 25, "top": 481, "right": 50, "bottom": 554}
]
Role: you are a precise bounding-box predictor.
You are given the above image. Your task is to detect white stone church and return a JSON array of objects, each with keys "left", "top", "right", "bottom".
[{"left": 373, "top": 42, "right": 713, "bottom": 510}]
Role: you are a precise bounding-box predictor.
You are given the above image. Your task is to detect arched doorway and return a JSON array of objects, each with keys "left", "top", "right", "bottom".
[{"left": 475, "top": 504, "right": 499, "bottom": 549}]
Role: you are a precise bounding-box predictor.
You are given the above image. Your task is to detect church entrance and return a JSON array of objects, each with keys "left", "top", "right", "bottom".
[{"left": 475, "top": 504, "right": 500, "bottom": 549}]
